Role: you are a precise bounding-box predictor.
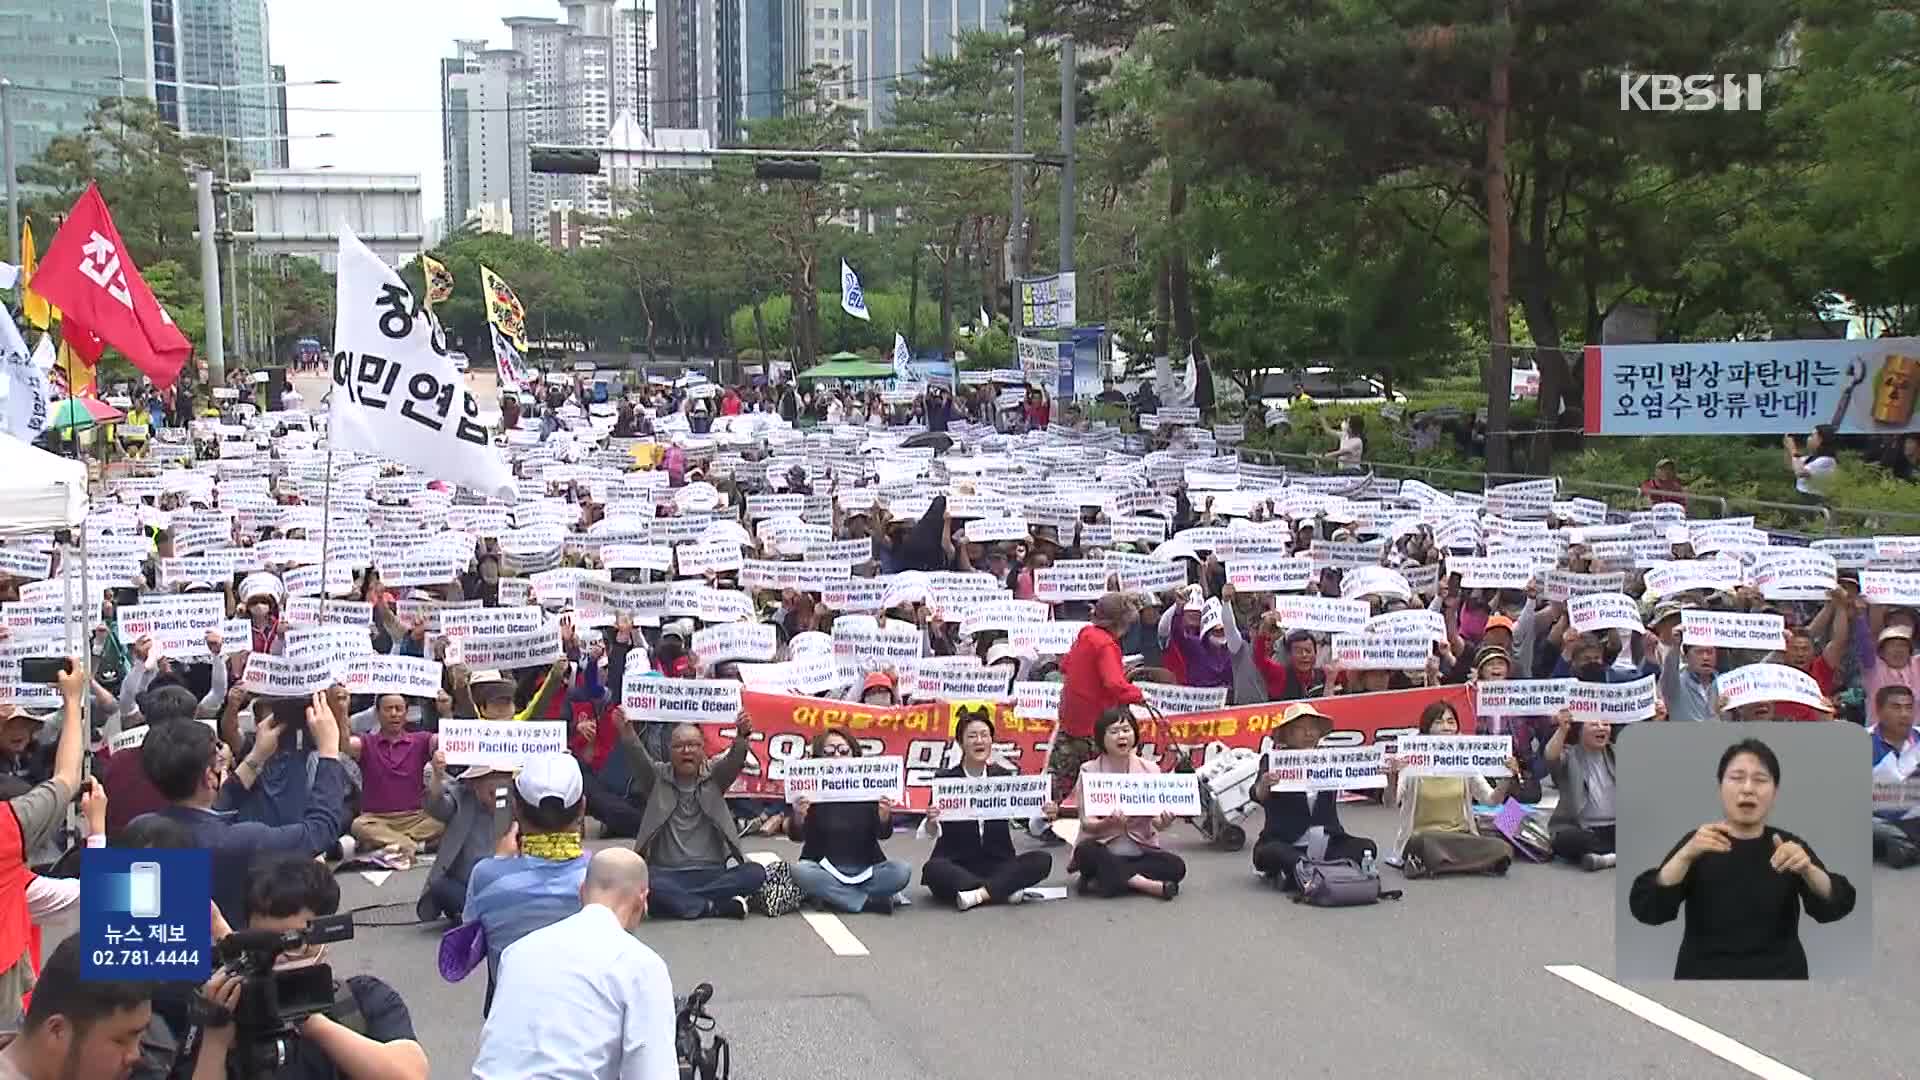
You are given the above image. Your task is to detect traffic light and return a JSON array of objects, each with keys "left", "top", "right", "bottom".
[
  {"left": 530, "top": 147, "right": 603, "bottom": 175},
  {"left": 754, "top": 158, "right": 823, "bottom": 182}
]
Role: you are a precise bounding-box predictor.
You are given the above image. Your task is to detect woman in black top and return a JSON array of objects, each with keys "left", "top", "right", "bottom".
[
  {"left": 788, "top": 727, "right": 913, "bottom": 914},
  {"left": 921, "top": 709, "right": 1054, "bottom": 910},
  {"left": 1629, "top": 738, "right": 1856, "bottom": 979}
]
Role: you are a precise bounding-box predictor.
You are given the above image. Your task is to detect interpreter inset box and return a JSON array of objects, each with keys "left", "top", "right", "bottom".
[{"left": 1615, "top": 723, "right": 1870, "bottom": 980}]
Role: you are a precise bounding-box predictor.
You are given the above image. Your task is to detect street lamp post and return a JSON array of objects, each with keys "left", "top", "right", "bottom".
[{"left": 143, "top": 77, "right": 337, "bottom": 372}]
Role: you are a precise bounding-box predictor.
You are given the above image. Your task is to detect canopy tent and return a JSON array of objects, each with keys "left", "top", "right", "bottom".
[
  {"left": 0, "top": 433, "right": 88, "bottom": 537},
  {"left": 798, "top": 356, "right": 898, "bottom": 381}
]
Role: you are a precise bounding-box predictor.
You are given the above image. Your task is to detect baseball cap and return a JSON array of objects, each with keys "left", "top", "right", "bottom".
[
  {"left": 468, "top": 669, "right": 513, "bottom": 697},
  {"left": 1484, "top": 615, "right": 1517, "bottom": 635},
  {"left": 1276, "top": 702, "right": 1333, "bottom": 733},
  {"left": 514, "top": 752, "right": 583, "bottom": 809},
  {"left": 862, "top": 671, "right": 896, "bottom": 694},
  {"left": 1880, "top": 625, "right": 1913, "bottom": 645}
]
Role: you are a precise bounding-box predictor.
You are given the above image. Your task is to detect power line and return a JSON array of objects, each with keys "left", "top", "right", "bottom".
[{"left": 3, "top": 65, "right": 959, "bottom": 116}]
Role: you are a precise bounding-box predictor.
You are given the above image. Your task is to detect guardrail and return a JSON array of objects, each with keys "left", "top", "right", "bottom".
[{"left": 1231, "top": 449, "right": 1920, "bottom": 533}]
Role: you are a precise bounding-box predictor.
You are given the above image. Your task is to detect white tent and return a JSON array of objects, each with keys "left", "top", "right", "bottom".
[{"left": 0, "top": 434, "right": 87, "bottom": 537}]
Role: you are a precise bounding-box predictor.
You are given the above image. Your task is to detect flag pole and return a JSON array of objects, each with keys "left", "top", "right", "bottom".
[{"left": 319, "top": 382, "right": 334, "bottom": 623}]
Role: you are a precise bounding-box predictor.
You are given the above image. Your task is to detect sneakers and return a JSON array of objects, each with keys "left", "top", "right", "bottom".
[
  {"left": 1581, "top": 852, "right": 1617, "bottom": 871},
  {"left": 709, "top": 896, "right": 749, "bottom": 920},
  {"left": 864, "top": 894, "right": 895, "bottom": 915}
]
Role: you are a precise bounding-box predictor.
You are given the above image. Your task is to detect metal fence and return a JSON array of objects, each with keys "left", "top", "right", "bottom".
[{"left": 1234, "top": 448, "right": 1920, "bottom": 536}]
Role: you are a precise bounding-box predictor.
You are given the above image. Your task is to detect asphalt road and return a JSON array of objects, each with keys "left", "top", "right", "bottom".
[{"left": 318, "top": 800, "right": 1911, "bottom": 1080}]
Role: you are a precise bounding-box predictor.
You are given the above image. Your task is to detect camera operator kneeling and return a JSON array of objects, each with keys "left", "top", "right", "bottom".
[{"left": 180, "top": 856, "right": 427, "bottom": 1080}]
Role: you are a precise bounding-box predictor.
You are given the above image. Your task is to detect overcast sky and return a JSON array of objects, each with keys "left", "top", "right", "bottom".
[{"left": 268, "top": 0, "right": 557, "bottom": 226}]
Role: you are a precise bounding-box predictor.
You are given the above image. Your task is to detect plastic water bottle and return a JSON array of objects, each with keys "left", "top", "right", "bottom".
[{"left": 1360, "top": 851, "right": 1376, "bottom": 877}]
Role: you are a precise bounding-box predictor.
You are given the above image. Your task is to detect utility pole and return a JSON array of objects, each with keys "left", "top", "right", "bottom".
[
  {"left": 1010, "top": 50, "right": 1027, "bottom": 281},
  {"left": 1483, "top": 0, "right": 1513, "bottom": 475},
  {"left": 1058, "top": 36, "right": 1076, "bottom": 274},
  {"left": 1, "top": 79, "right": 16, "bottom": 265},
  {"left": 196, "top": 170, "right": 226, "bottom": 385}
]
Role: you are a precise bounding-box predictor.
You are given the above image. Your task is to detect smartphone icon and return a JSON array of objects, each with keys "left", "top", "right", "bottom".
[{"left": 128, "top": 862, "right": 163, "bottom": 920}]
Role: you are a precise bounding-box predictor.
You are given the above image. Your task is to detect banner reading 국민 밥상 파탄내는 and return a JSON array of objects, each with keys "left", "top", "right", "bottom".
[{"left": 1583, "top": 337, "right": 1920, "bottom": 436}]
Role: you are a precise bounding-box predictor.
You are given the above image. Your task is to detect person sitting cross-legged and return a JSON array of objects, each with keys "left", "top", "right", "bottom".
[
  {"left": 615, "top": 716, "right": 767, "bottom": 919},
  {"left": 921, "top": 708, "right": 1055, "bottom": 910}
]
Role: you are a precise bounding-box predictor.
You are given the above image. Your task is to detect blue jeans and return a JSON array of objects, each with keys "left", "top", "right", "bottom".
[
  {"left": 789, "top": 859, "right": 911, "bottom": 913},
  {"left": 650, "top": 864, "right": 769, "bottom": 919}
]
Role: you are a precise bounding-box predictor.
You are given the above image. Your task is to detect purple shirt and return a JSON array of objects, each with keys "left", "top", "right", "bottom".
[
  {"left": 1169, "top": 615, "right": 1234, "bottom": 689},
  {"left": 359, "top": 730, "right": 434, "bottom": 814}
]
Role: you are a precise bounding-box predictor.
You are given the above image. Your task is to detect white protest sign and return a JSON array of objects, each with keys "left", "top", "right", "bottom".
[
  {"left": 1567, "top": 592, "right": 1644, "bottom": 635},
  {"left": 451, "top": 626, "right": 563, "bottom": 669},
  {"left": 379, "top": 551, "right": 463, "bottom": 588},
  {"left": 1013, "top": 681, "right": 1062, "bottom": 720},
  {"left": 1748, "top": 551, "right": 1838, "bottom": 602},
  {"left": 1680, "top": 610, "right": 1785, "bottom": 651},
  {"left": 692, "top": 622, "right": 777, "bottom": 665},
  {"left": 1272, "top": 596, "right": 1369, "bottom": 635},
  {"left": 1364, "top": 609, "right": 1446, "bottom": 644},
  {"left": 831, "top": 620, "right": 925, "bottom": 668},
  {"left": 1080, "top": 772, "right": 1203, "bottom": 817},
  {"left": 0, "top": 548, "right": 52, "bottom": 581},
  {"left": 928, "top": 774, "right": 1050, "bottom": 821},
  {"left": 240, "top": 651, "right": 340, "bottom": 697},
  {"left": 957, "top": 599, "right": 1051, "bottom": 638},
  {"left": 1714, "top": 663, "right": 1830, "bottom": 713},
  {"left": 1330, "top": 632, "right": 1432, "bottom": 671},
  {"left": 1259, "top": 746, "right": 1388, "bottom": 792},
  {"left": 620, "top": 674, "right": 743, "bottom": 723},
  {"left": 1309, "top": 541, "right": 1385, "bottom": 570},
  {"left": 1394, "top": 735, "right": 1513, "bottom": 777},
  {"left": 341, "top": 655, "right": 444, "bottom": 698},
  {"left": 675, "top": 539, "right": 746, "bottom": 577},
  {"left": 782, "top": 755, "right": 906, "bottom": 804},
  {"left": 117, "top": 595, "right": 226, "bottom": 658},
  {"left": 1643, "top": 560, "right": 1742, "bottom": 597},
  {"left": 1111, "top": 557, "right": 1187, "bottom": 594},
  {"left": 1450, "top": 556, "right": 1536, "bottom": 590},
  {"left": 963, "top": 517, "right": 1029, "bottom": 544},
  {"left": 734, "top": 657, "right": 844, "bottom": 696},
  {"left": 438, "top": 719, "right": 569, "bottom": 767},
  {"left": 1546, "top": 570, "right": 1627, "bottom": 603},
  {"left": 907, "top": 662, "right": 1013, "bottom": 701},
  {"left": 439, "top": 607, "right": 548, "bottom": 640},
  {"left": 1138, "top": 683, "right": 1230, "bottom": 715},
  {"left": 1033, "top": 563, "right": 1109, "bottom": 603},
  {"left": 1811, "top": 537, "right": 1876, "bottom": 570},
  {"left": 1862, "top": 571, "right": 1920, "bottom": 607},
  {"left": 1474, "top": 678, "right": 1574, "bottom": 718},
  {"left": 1226, "top": 557, "right": 1314, "bottom": 593},
  {"left": 1566, "top": 675, "right": 1657, "bottom": 723},
  {"left": 283, "top": 599, "right": 375, "bottom": 628},
  {"left": 600, "top": 543, "right": 675, "bottom": 573},
  {"left": 1007, "top": 621, "right": 1085, "bottom": 656}
]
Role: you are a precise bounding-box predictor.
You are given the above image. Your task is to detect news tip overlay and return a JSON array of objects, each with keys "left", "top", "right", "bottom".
[{"left": 81, "top": 849, "right": 213, "bottom": 982}]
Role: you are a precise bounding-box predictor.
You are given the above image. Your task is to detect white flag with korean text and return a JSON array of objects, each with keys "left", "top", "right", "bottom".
[
  {"left": 0, "top": 314, "right": 50, "bottom": 442},
  {"left": 330, "top": 228, "right": 515, "bottom": 500},
  {"left": 840, "top": 259, "right": 871, "bottom": 321},
  {"left": 892, "top": 333, "right": 912, "bottom": 381}
]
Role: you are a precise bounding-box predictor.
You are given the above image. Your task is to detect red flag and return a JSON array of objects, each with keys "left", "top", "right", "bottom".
[
  {"left": 60, "top": 318, "right": 104, "bottom": 365},
  {"left": 29, "top": 183, "right": 192, "bottom": 389}
]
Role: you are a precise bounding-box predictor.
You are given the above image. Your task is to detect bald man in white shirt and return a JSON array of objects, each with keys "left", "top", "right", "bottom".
[{"left": 471, "top": 848, "right": 677, "bottom": 1080}]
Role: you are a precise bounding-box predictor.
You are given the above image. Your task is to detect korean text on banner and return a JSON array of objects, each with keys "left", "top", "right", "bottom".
[
  {"left": 1080, "top": 772, "right": 1202, "bottom": 817},
  {"left": 439, "top": 720, "right": 568, "bottom": 768},
  {"left": 927, "top": 775, "right": 1050, "bottom": 822},
  {"left": 1567, "top": 592, "right": 1645, "bottom": 634},
  {"left": 1681, "top": 610, "right": 1786, "bottom": 651},
  {"left": 1584, "top": 337, "right": 1920, "bottom": 436},
  {"left": 340, "top": 655, "right": 444, "bottom": 699},
  {"left": 28, "top": 183, "right": 191, "bottom": 388},
  {"left": 1258, "top": 746, "right": 1388, "bottom": 792},
  {"left": 1394, "top": 735, "right": 1514, "bottom": 777},
  {"left": 1715, "top": 663, "right": 1830, "bottom": 713},
  {"left": 1474, "top": 679, "right": 1574, "bottom": 719},
  {"left": 783, "top": 755, "right": 904, "bottom": 804},
  {"left": 620, "top": 673, "right": 743, "bottom": 724},
  {"left": 331, "top": 228, "right": 515, "bottom": 500},
  {"left": 1566, "top": 675, "right": 1658, "bottom": 723}
]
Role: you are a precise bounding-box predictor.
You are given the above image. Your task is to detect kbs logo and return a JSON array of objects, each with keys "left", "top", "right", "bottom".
[{"left": 1619, "top": 73, "right": 1763, "bottom": 112}]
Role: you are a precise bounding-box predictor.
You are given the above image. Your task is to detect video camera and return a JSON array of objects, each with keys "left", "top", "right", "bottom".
[{"left": 212, "top": 913, "right": 356, "bottom": 1074}]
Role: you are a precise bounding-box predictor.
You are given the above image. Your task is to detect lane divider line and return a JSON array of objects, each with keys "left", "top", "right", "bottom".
[
  {"left": 1543, "top": 964, "right": 1811, "bottom": 1080},
  {"left": 744, "top": 849, "right": 870, "bottom": 958}
]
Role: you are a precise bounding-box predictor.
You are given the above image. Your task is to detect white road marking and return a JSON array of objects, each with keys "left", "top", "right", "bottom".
[
  {"left": 1544, "top": 965, "right": 1812, "bottom": 1080},
  {"left": 744, "top": 849, "right": 871, "bottom": 958}
]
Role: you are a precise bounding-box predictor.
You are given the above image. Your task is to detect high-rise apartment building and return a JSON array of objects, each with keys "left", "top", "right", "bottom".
[
  {"left": 174, "top": 0, "right": 282, "bottom": 171},
  {"left": 269, "top": 63, "right": 289, "bottom": 167},
  {"left": 443, "top": 40, "right": 527, "bottom": 237},
  {"left": 0, "top": 1, "right": 155, "bottom": 171},
  {"left": 653, "top": 0, "right": 741, "bottom": 143},
  {"left": 740, "top": 0, "right": 801, "bottom": 123},
  {"left": 612, "top": 2, "right": 654, "bottom": 134},
  {"left": 806, "top": 0, "right": 1008, "bottom": 124}
]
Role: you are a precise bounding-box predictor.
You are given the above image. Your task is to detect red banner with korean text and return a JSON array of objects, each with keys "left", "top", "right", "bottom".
[{"left": 720, "top": 685, "right": 1475, "bottom": 811}]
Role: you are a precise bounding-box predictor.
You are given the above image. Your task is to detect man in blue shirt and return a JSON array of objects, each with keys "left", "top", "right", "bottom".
[{"left": 1870, "top": 684, "right": 1919, "bottom": 868}]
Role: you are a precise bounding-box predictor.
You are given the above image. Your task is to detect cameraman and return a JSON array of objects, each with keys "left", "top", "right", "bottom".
[{"left": 189, "top": 856, "right": 427, "bottom": 1080}]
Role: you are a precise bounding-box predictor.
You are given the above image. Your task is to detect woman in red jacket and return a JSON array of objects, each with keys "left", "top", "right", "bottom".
[{"left": 1050, "top": 593, "right": 1146, "bottom": 805}]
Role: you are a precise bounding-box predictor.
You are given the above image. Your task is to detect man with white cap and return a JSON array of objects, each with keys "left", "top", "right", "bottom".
[
  {"left": 460, "top": 752, "right": 591, "bottom": 1014},
  {"left": 415, "top": 755, "right": 513, "bottom": 924},
  {"left": 1865, "top": 622, "right": 1920, "bottom": 727}
]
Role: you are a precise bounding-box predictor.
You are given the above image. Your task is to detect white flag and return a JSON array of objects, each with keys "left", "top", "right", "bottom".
[
  {"left": 979, "top": 307, "right": 991, "bottom": 331},
  {"left": 840, "top": 259, "right": 871, "bottom": 321},
  {"left": 330, "top": 228, "right": 515, "bottom": 500},
  {"left": 892, "top": 333, "right": 912, "bottom": 381},
  {"left": 0, "top": 313, "right": 50, "bottom": 441},
  {"left": 30, "top": 334, "right": 55, "bottom": 373}
]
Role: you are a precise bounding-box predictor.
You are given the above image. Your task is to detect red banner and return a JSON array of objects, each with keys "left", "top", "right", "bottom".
[{"left": 716, "top": 684, "right": 1475, "bottom": 811}]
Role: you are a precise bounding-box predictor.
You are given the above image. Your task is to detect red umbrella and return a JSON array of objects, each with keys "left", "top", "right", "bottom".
[{"left": 48, "top": 396, "right": 126, "bottom": 431}]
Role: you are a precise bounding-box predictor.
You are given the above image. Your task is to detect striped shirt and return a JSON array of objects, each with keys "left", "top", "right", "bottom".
[{"left": 462, "top": 854, "right": 590, "bottom": 976}]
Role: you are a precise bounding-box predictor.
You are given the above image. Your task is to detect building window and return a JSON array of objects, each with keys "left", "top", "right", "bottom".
[{"left": 814, "top": 27, "right": 824, "bottom": 38}]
